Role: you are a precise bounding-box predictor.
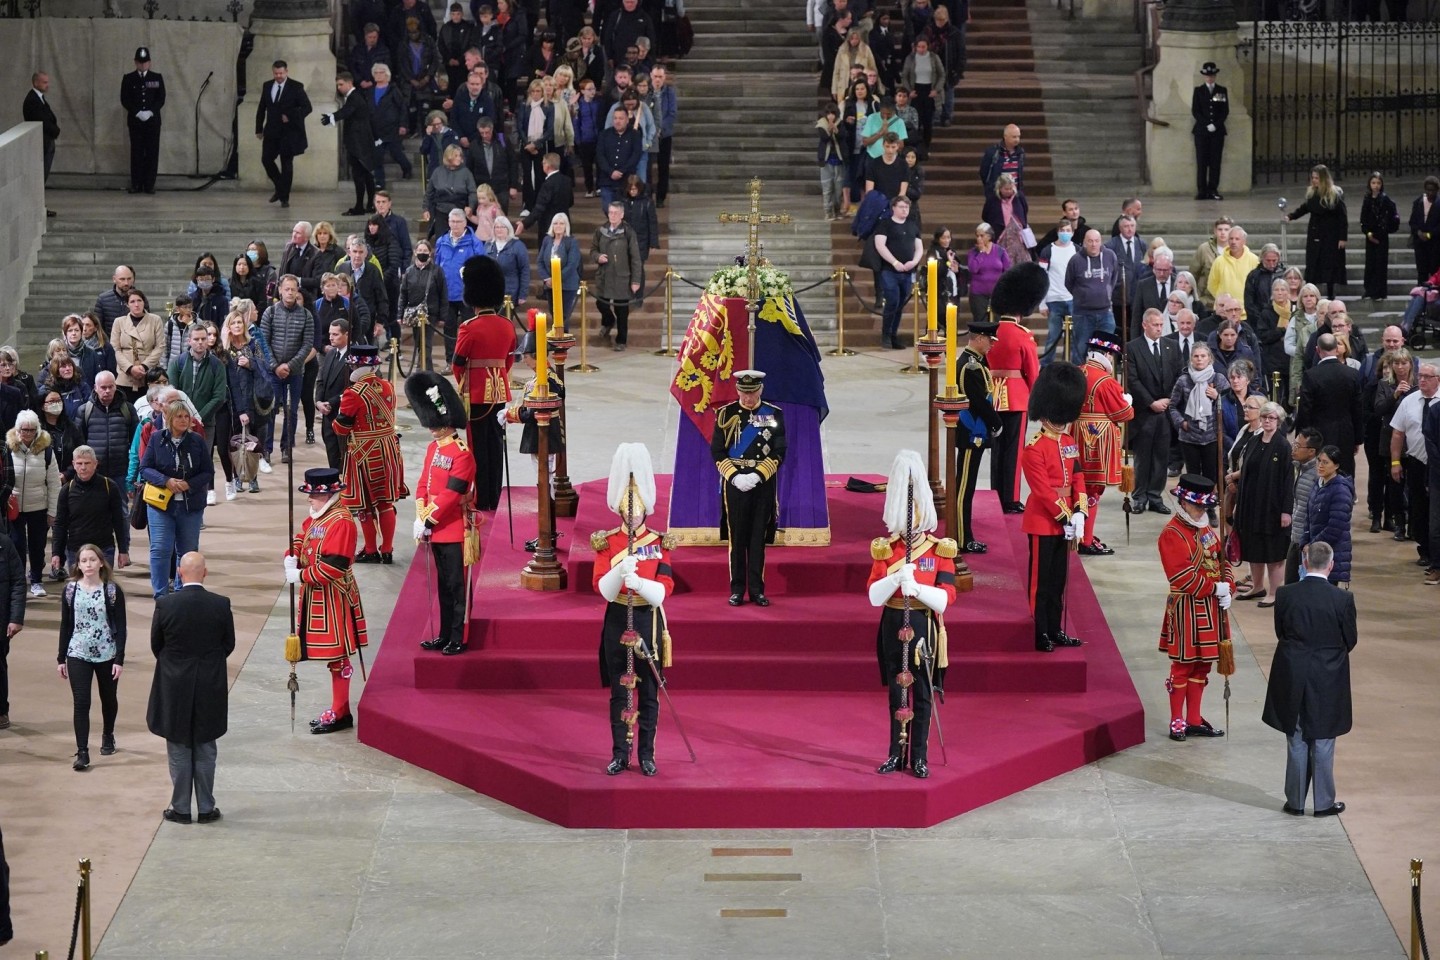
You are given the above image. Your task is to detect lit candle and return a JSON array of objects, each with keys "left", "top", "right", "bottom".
[
  {"left": 550, "top": 255, "right": 564, "bottom": 331},
  {"left": 926, "top": 257, "right": 938, "bottom": 335},
  {"left": 535, "top": 312, "right": 549, "bottom": 397},
  {"left": 944, "top": 304, "right": 957, "bottom": 391}
]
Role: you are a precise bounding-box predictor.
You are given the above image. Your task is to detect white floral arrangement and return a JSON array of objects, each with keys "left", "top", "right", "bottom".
[{"left": 704, "top": 263, "right": 794, "bottom": 301}]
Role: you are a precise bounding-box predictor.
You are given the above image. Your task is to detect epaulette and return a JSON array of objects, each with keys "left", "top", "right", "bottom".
[
  {"left": 933, "top": 537, "right": 959, "bottom": 559},
  {"left": 590, "top": 528, "right": 617, "bottom": 551},
  {"left": 661, "top": 532, "right": 677, "bottom": 551},
  {"left": 871, "top": 536, "right": 894, "bottom": 561}
]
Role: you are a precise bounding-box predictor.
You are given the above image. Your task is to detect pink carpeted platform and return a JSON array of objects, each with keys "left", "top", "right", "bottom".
[{"left": 358, "top": 476, "right": 1146, "bottom": 828}]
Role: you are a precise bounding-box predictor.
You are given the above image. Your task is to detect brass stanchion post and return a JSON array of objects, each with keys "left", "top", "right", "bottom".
[
  {"left": 828, "top": 268, "right": 856, "bottom": 357},
  {"left": 1062, "top": 314, "right": 1074, "bottom": 366},
  {"left": 899, "top": 286, "right": 925, "bottom": 374},
  {"left": 418, "top": 308, "right": 430, "bottom": 373},
  {"left": 519, "top": 316, "right": 566, "bottom": 591},
  {"left": 549, "top": 320, "right": 578, "bottom": 517},
  {"left": 935, "top": 390, "right": 974, "bottom": 593},
  {"left": 1412, "top": 858, "right": 1424, "bottom": 960},
  {"left": 918, "top": 334, "right": 946, "bottom": 500},
  {"left": 569, "top": 283, "right": 599, "bottom": 373},
  {"left": 655, "top": 267, "right": 679, "bottom": 357},
  {"left": 79, "top": 858, "right": 92, "bottom": 960}
]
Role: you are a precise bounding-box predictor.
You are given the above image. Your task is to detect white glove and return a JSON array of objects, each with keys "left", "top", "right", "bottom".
[
  {"left": 631, "top": 575, "right": 667, "bottom": 607},
  {"left": 622, "top": 571, "right": 642, "bottom": 591},
  {"left": 619, "top": 556, "right": 639, "bottom": 576},
  {"left": 897, "top": 562, "right": 917, "bottom": 583},
  {"left": 597, "top": 563, "right": 625, "bottom": 602},
  {"left": 1063, "top": 517, "right": 1078, "bottom": 541},
  {"left": 496, "top": 407, "right": 509, "bottom": 427},
  {"left": 912, "top": 582, "right": 950, "bottom": 616},
  {"left": 283, "top": 555, "right": 298, "bottom": 574},
  {"left": 900, "top": 579, "right": 921, "bottom": 598},
  {"left": 731, "top": 473, "right": 759, "bottom": 492},
  {"left": 1217, "top": 589, "right": 1233, "bottom": 611},
  {"left": 413, "top": 519, "right": 429, "bottom": 541},
  {"left": 136, "top": 110, "right": 153, "bottom": 122},
  {"left": 283, "top": 564, "right": 301, "bottom": 585},
  {"left": 1122, "top": 392, "right": 1133, "bottom": 406},
  {"left": 1215, "top": 582, "right": 1231, "bottom": 601},
  {"left": 868, "top": 573, "right": 904, "bottom": 607},
  {"left": 374, "top": 138, "right": 384, "bottom": 146},
  {"left": 1206, "top": 123, "right": 1216, "bottom": 133}
]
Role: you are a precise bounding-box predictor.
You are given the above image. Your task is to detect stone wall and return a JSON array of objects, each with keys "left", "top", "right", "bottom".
[{"left": 0, "top": 124, "right": 46, "bottom": 348}]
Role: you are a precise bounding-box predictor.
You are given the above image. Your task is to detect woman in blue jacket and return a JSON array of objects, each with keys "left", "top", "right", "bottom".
[
  {"left": 1305, "top": 445, "right": 1354, "bottom": 586},
  {"left": 138, "top": 400, "right": 213, "bottom": 599},
  {"left": 537, "top": 213, "right": 582, "bottom": 329},
  {"left": 432, "top": 210, "right": 481, "bottom": 364},
  {"left": 487, "top": 216, "right": 531, "bottom": 311}
]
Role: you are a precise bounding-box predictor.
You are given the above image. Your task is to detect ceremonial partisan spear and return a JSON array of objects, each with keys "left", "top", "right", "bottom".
[
  {"left": 1119, "top": 275, "right": 1136, "bottom": 543},
  {"left": 283, "top": 450, "right": 299, "bottom": 733},
  {"left": 894, "top": 479, "right": 918, "bottom": 768},
  {"left": 618, "top": 479, "right": 641, "bottom": 766},
  {"left": 1214, "top": 392, "right": 1235, "bottom": 736}
]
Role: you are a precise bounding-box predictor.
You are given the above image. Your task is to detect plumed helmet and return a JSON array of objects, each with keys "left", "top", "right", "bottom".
[
  {"left": 606, "top": 442, "right": 657, "bottom": 516},
  {"left": 988, "top": 262, "right": 1050, "bottom": 319},
  {"left": 1028, "top": 361, "right": 1088, "bottom": 425},
  {"left": 461, "top": 255, "right": 505, "bottom": 310},
  {"left": 404, "top": 370, "right": 467, "bottom": 431},
  {"left": 881, "top": 449, "right": 936, "bottom": 536}
]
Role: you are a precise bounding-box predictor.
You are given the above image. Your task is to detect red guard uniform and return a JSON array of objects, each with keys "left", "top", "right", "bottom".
[
  {"left": 1076, "top": 359, "right": 1134, "bottom": 549},
  {"left": 1021, "top": 425, "right": 1087, "bottom": 647},
  {"left": 333, "top": 373, "right": 408, "bottom": 556},
  {"left": 416, "top": 432, "right": 476, "bottom": 651},
  {"left": 452, "top": 311, "right": 516, "bottom": 511},
  {"left": 293, "top": 498, "right": 369, "bottom": 723},
  {"left": 867, "top": 534, "right": 957, "bottom": 765},
  {"left": 987, "top": 317, "right": 1040, "bottom": 510},
  {"left": 1158, "top": 514, "right": 1233, "bottom": 737},
  {"left": 591, "top": 525, "right": 675, "bottom": 766}
]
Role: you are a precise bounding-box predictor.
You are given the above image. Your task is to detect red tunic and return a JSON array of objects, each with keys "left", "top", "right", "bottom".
[
  {"left": 867, "top": 534, "right": 959, "bottom": 669},
  {"left": 1077, "top": 360, "right": 1134, "bottom": 486},
  {"left": 333, "top": 374, "right": 408, "bottom": 510},
  {"left": 590, "top": 526, "right": 676, "bottom": 600},
  {"left": 1021, "top": 427, "right": 1087, "bottom": 536},
  {"left": 986, "top": 318, "right": 1040, "bottom": 414},
  {"left": 1157, "top": 515, "right": 1234, "bottom": 662},
  {"left": 452, "top": 312, "right": 517, "bottom": 406},
  {"left": 292, "top": 501, "right": 369, "bottom": 662},
  {"left": 416, "top": 433, "right": 475, "bottom": 544}
]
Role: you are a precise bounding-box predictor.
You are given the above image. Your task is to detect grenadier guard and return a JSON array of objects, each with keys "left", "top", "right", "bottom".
[
  {"left": 955, "top": 318, "right": 1003, "bottom": 553},
  {"left": 867, "top": 450, "right": 958, "bottom": 779},
  {"left": 283, "top": 468, "right": 369, "bottom": 735},
  {"left": 332, "top": 344, "right": 408, "bottom": 564},
  {"left": 711, "top": 370, "right": 786, "bottom": 607},
  {"left": 1159, "top": 473, "right": 1234, "bottom": 742},
  {"left": 1021, "top": 362, "right": 1089, "bottom": 653},
  {"left": 591, "top": 443, "right": 675, "bottom": 777},
  {"left": 451, "top": 255, "right": 517, "bottom": 511},
  {"left": 1075, "top": 332, "right": 1135, "bottom": 556},
  {"left": 408, "top": 371, "right": 476, "bottom": 656},
  {"left": 985, "top": 264, "right": 1046, "bottom": 514}
]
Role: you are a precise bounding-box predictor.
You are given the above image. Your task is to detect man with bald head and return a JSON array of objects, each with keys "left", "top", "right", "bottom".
[
  {"left": 93, "top": 265, "right": 136, "bottom": 330},
  {"left": 147, "top": 552, "right": 236, "bottom": 825},
  {"left": 77, "top": 370, "right": 140, "bottom": 494},
  {"left": 980, "top": 124, "right": 1024, "bottom": 198}
]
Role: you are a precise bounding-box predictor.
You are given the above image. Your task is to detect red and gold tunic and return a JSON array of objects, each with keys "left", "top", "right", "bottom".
[
  {"left": 1157, "top": 515, "right": 1233, "bottom": 663},
  {"left": 333, "top": 374, "right": 408, "bottom": 510},
  {"left": 1021, "top": 426, "right": 1087, "bottom": 536},
  {"left": 415, "top": 432, "right": 475, "bottom": 544},
  {"left": 591, "top": 525, "right": 676, "bottom": 676},
  {"left": 867, "top": 534, "right": 958, "bottom": 672},
  {"left": 292, "top": 500, "right": 369, "bottom": 662},
  {"left": 452, "top": 311, "right": 517, "bottom": 406},
  {"left": 1076, "top": 360, "right": 1134, "bottom": 486},
  {"left": 986, "top": 318, "right": 1040, "bottom": 414}
]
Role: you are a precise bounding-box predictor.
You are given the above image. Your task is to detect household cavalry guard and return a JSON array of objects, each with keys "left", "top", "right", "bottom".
[
  {"left": 408, "top": 371, "right": 477, "bottom": 657},
  {"left": 332, "top": 343, "right": 408, "bottom": 564},
  {"left": 592, "top": 443, "right": 676, "bottom": 777},
  {"left": 283, "top": 467, "right": 369, "bottom": 735},
  {"left": 955, "top": 318, "right": 1003, "bottom": 553},
  {"left": 867, "top": 450, "right": 958, "bottom": 780},
  {"left": 1075, "top": 331, "right": 1134, "bottom": 556},
  {"left": 710, "top": 370, "right": 786, "bottom": 607}
]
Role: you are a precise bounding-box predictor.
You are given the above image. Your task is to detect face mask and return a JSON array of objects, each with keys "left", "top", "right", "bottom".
[
  {"left": 246, "top": 250, "right": 259, "bottom": 263},
  {"left": 44, "top": 403, "right": 63, "bottom": 416},
  {"left": 417, "top": 253, "right": 431, "bottom": 263},
  {"left": 1057, "top": 231, "right": 1072, "bottom": 243},
  {"left": 197, "top": 281, "right": 213, "bottom": 292}
]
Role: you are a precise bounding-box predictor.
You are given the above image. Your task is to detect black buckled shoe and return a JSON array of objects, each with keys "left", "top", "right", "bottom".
[
  {"left": 1185, "top": 718, "right": 1225, "bottom": 738},
  {"left": 1078, "top": 541, "right": 1115, "bottom": 557},
  {"left": 911, "top": 758, "right": 930, "bottom": 779},
  {"left": 524, "top": 532, "right": 564, "bottom": 552},
  {"left": 101, "top": 733, "right": 116, "bottom": 756},
  {"left": 1003, "top": 503, "right": 1026, "bottom": 515},
  {"left": 419, "top": 636, "right": 449, "bottom": 651},
  {"left": 728, "top": 593, "right": 745, "bottom": 606},
  {"left": 640, "top": 758, "right": 658, "bottom": 777},
  {"left": 876, "top": 755, "right": 903, "bottom": 774},
  {"left": 1053, "top": 632, "right": 1083, "bottom": 647},
  {"left": 1149, "top": 502, "right": 1172, "bottom": 515},
  {"left": 379, "top": 552, "right": 394, "bottom": 565},
  {"left": 1127, "top": 501, "right": 1147, "bottom": 515},
  {"left": 751, "top": 594, "right": 770, "bottom": 607},
  {"left": 1169, "top": 718, "right": 1187, "bottom": 741},
  {"left": 441, "top": 640, "right": 466, "bottom": 656},
  {"left": 1035, "top": 635, "right": 1055, "bottom": 653},
  {"left": 961, "top": 540, "right": 987, "bottom": 554},
  {"left": 356, "top": 551, "right": 382, "bottom": 564},
  {"left": 310, "top": 711, "right": 355, "bottom": 735},
  {"left": 606, "top": 758, "right": 629, "bottom": 776}
]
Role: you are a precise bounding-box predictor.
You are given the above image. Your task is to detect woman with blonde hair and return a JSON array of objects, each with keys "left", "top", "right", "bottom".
[
  {"left": 423, "top": 144, "right": 477, "bottom": 232},
  {"left": 222, "top": 301, "right": 273, "bottom": 492},
  {"left": 471, "top": 183, "right": 504, "bottom": 243},
  {"left": 1284, "top": 164, "right": 1348, "bottom": 298},
  {"left": 831, "top": 26, "right": 878, "bottom": 102},
  {"left": 551, "top": 64, "right": 579, "bottom": 114},
  {"left": 1284, "top": 282, "right": 1322, "bottom": 393},
  {"left": 543, "top": 73, "right": 575, "bottom": 156}
]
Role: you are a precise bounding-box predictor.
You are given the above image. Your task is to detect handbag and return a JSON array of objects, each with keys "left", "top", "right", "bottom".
[
  {"left": 142, "top": 482, "right": 174, "bottom": 510},
  {"left": 129, "top": 490, "right": 148, "bottom": 530},
  {"left": 230, "top": 428, "right": 261, "bottom": 483},
  {"left": 1223, "top": 528, "right": 1241, "bottom": 564},
  {"left": 5, "top": 493, "right": 16, "bottom": 523}
]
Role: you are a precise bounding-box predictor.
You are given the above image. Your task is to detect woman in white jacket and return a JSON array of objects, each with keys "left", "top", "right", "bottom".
[{"left": 7, "top": 409, "right": 61, "bottom": 597}]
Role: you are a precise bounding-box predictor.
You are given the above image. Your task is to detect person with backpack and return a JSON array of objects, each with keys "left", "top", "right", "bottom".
[
  {"left": 77, "top": 372, "right": 140, "bottom": 494},
  {"left": 168, "top": 325, "right": 231, "bottom": 504},
  {"left": 56, "top": 544, "right": 127, "bottom": 772},
  {"left": 51, "top": 445, "right": 129, "bottom": 574},
  {"left": 6, "top": 411, "right": 61, "bottom": 599}
]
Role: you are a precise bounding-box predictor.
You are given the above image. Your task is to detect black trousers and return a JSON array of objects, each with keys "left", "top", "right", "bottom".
[
  {"left": 1363, "top": 234, "right": 1390, "bottom": 299},
  {"left": 602, "top": 601, "right": 662, "bottom": 761},
  {"left": 598, "top": 299, "right": 631, "bottom": 344},
  {"left": 1363, "top": 418, "right": 1387, "bottom": 517},
  {"left": 1028, "top": 533, "right": 1069, "bottom": 641},
  {"left": 0, "top": 632, "right": 9, "bottom": 714},
  {"left": 348, "top": 156, "right": 377, "bottom": 209},
  {"left": 301, "top": 356, "right": 320, "bottom": 433},
  {"left": 1181, "top": 439, "right": 1219, "bottom": 483},
  {"left": 444, "top": 300, "right": 464, "bottom": 363},
  {"left": 431, "top": 541, "right": 466, "bottom": 647},
  {"left": 1131, "top": 412, "right": 1171, "bottom": 506},
  {"left": 467, "top": 403, "right": 505, "bottom": 511},
  {"left": 321, "top": 412, "right": 344, "bottom": 471},
  {"left": 10, "top": 510, "right": 47, "bottom": 585},
  {"left": 128, "top": 116, "right": 160, "bottom": 191},
  {"left": 656, "top": 135, "right": 673, "bottom": 202},
  {"left": 210, "top": 402, "right": 235, "bottom": 484},
  {"left": 1403, "top": 455, "right": 1431, "bottom": 562},
  {"left": 575, "top": 141, "right": 597, "bottom": 193},
  {"left": 954, "top": 441, "right": 985, "bottom": 546},
  {"left": 67, "top": 657, "right": 119, "bottom": 751},
  {"left": 723, "top": 479, "right": 774, "bottom": 598},
  {"left": 1284, "top": 542, "right": 1302, "bottom": 584},
  {"left": 913, "top": 83, "right": 935, "bottom": 145},
  {"left": 991, "top": 411, "right": 1025, "bottom": 510},
  {"left": 260, "top": 141, "right": 295, "bottom": 201},
  {"left": 1193, "top": 130, "right": 1224, "bottom": 196},
  {"left": 880, "top": 606, "right": 935, "bottom": 764}
]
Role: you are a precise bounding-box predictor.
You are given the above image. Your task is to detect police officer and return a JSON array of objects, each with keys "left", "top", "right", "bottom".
[
  {"left": 711, "top": 371, "right": 787, "bottom": 607},
  {"left": 1191, "top": 62, "right": 1229, "bottom": 202},
  {"left": 120, "top": 47, "right": 166, "bottom": 195}
]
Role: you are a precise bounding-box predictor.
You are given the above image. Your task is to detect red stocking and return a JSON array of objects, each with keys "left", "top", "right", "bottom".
[
  {"left": 358, "top": 512, "right": 378, "bottom": 554},
  {"left": 377, "top": 504, "right": 397, "bottom": 553},
  {"left": 329, "top": 659, "right": 353, "bottom": 718},
  {"left": 1085, "top": 490, "right": 1103, "bottom": 546},
  {"left": 1165, "top": 664, "right": 1187, "bottom": 727},
  {"left": 1184, "top": 663, "right": 1212, "bottom": 725}
]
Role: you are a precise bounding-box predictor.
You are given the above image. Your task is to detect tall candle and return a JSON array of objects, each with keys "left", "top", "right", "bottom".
[
  {"left": 550, "top": 255, "right": 564, "bottom": 331},
  {"left": 926, "top": 258, "right": 938, "bottom": 334},
  {"left": 944, "top": 304, "right": 958, "bottom": 391},
  {"left": 535, "top": 312, "right": 549, "bottom": 397}
]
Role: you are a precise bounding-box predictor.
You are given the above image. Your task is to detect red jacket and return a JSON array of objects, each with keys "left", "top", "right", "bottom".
[
  {"left": 452, "top": 311, "right": 516, "bottom": 405},
  {"left": 1157, "top": 515, "right": 1233, "bottom": 662},
  {"left": 590, "top": 525, "right": 675, "bottom": 602},
  {"left": 292, "top": 500, "right": 368, "bottom": 662},
  {"left": 1077, "top": 359, "right": 1134, "bottom": 486},
  {"left": 986, "top": 319, "right": 1039, "bottom": 414},
  {"left": 416, "top": 433, "right": 475, "bottom": 544},
  {"left": 1021, "top": 426, "right": 1087, "bottom": 536}
]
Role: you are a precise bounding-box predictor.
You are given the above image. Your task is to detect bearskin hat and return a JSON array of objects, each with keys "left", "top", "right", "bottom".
[
  {"left": 405, "top": 370, "right": 468, "bottom": 431},
  {"left": 1028, "top": 361, "right": 1088, "bottom": 425},
  {"left": 461, "top": 255, "right": 505, "bottom": 310},
  {"left": 988, "top": 262, "right": 1050, "bottom": 319}
]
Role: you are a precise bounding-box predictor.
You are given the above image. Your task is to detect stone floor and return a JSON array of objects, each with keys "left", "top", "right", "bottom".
[{"left": 2, "top": 184, "right": 1432, "bottom": 960}]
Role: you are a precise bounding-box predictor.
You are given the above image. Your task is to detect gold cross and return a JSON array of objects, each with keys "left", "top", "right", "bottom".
[{"left": 718, "top": 178, "right": 792, "bottom": 365}]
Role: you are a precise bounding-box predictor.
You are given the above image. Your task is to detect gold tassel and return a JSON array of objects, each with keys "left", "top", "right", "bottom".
[
  {"left": 284, "top": 632, "right": 301, "bottom": 664},
  {"left": 1120, "top": 462, "right": 1135, "bottom": 495},
  {"left": 464, "top": 523, "right": 481, "bottom": 566},
  {"left": 936, "top": 619, "right": 949, "bottom": 670},
  {"left": 1217, "top": 638, "right": 1236, "bottom": 676},
  {"left": 662, "top": 628, "right": 672, "bottom": 668}
]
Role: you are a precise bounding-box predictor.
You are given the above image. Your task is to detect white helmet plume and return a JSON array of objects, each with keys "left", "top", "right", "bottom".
[{"left": 882, "top": 450, "right": 936, "bottom": 537}]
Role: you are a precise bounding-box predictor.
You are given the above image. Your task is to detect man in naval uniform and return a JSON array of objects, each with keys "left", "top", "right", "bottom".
[
  {"left": 955, "top": 318, "right": 1003, "bottom": 553},
  {"left": 710, "top": 370, "right": 787, "bottom": 607}
]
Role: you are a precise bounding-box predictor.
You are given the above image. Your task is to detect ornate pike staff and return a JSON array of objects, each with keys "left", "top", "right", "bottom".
[
  {"left": 1214, "top": 391, "right": 1235, "bottom": 737},
  {"left": 617, "top": 478, "right": 642, "bottom": 762},
  {"left": 283, "top": 441, "right": 299, "bottom": 732},
  {"left": 893, "top": 480, "right": 917, "bottom": 765}
]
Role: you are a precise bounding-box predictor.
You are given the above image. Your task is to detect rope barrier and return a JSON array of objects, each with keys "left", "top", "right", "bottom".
[
  {"left": 844, "top": 271, "right": 886, "bottom": 317},
  {"left": 65, "top": 879, "right": 82, "bottom": 960},
  {"left": 1415, "top": 859, "right": 1431, "bottom": 960},
  {"left": 1415, "top": 883, "right": 1430, "bottom": 960}
]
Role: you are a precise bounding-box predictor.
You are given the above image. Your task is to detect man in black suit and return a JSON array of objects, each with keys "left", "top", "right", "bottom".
[
  {"left": 1127, "top": 308, "right": 1183, "bottom": 512},
  {"left": 323, "top": 71, "right": 378, "bottom": 216},
  {"left": 22, "top": 70, "right": 60, "bottom": 215},
  {"left": 1409, "top": 176, "right": 1440, "bottom": 283},
  {"left": 1104, "top": 217, "right": 1146, "bottom": 337},
  {"left": 146, "top": 552, "right": 235, "bottom": 825},
  {"left": 1130, "top": 246, "right": 1176, "bottom": 320},
  {"left": 466, "top": 117, "right": 515, "bottom": 214},
  {"left": 1295, "top": 333, "right": 1364, "bottom": 476},
  {"left": 314, "top": 320, "right": 351, "bottom": 470},
  {"left": 120, "top": 47, "right": 166, "bottom": 195},
  {"left": 255, "top": 60, "right": 313, "bottom": 209},
  {"left": 514, "top": 152, "right": 574, "bottom": 237},
  {"left": 1262, "top": 540, "right": 1356, "bottom": 818},
  {"left": 1191, "top": 61, "right": 1229, "bottom": 201}
]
